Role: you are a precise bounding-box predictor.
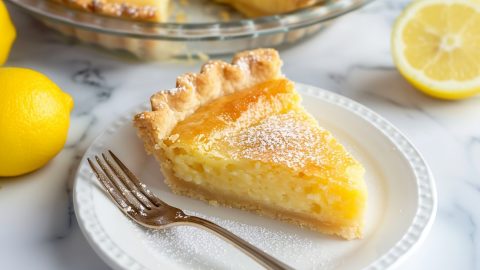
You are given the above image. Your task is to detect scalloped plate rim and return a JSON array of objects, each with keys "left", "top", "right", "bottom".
[{"left": 73, "top": 83, "right": 437, "bottom": 270}]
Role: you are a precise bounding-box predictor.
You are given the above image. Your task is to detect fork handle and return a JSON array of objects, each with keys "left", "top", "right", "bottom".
[{"left": 184, "top": 216, "right": 295, "bottom": 270}]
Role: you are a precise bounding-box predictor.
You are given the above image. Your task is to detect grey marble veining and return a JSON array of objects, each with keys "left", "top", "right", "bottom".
[{"left": 1, "top": 0, "right": 479, "bottom": 269}]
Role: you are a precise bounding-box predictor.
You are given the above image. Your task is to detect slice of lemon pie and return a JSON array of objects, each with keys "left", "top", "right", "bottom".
[{"left": 134, "top": 49, "right": 367, "bottom": 239}]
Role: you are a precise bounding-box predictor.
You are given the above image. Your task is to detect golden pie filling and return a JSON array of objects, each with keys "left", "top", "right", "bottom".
[
  {"left": 162, "top": 79, "right": 366, "bottom": 239},
  {"left": 214, "top": 0, "right": 316, "bottom": 17}
]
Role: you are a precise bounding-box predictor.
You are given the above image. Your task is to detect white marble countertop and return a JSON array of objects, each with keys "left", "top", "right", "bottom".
[{"left": 1, "top": 0, "right": 479, "bottom": 269}]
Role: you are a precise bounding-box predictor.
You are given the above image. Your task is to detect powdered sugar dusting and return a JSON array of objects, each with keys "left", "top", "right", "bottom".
[
  {"left": 235, "top": 57, "right": 251, "bottom": 73},
  {"left": 200, "top": 50, "right": 271, "bottom": 75},
  {"left": 226, "top": 111, "right": 328, "bottom": 169},
  {"left": 202, "top": 60, "right": 227, "bottom": 72},
  {"left": 234, "top": 50, "right": 271, "bottom": 73},
  {"left": 132, "top": 211, "right": 335, "bottom": 269},
  {"left": 163, "top": 86, "right": 186, "bottom": 95}
]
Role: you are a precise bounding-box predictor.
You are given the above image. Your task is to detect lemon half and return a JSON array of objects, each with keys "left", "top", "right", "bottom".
[{"left": 392, "top": 0, "right": 480, "bottom": 99}]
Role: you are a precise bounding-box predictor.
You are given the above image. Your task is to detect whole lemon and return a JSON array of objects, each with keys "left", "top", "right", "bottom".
[
  {"left": 0, "top": 0, "right": 16, "bottom": 65},
  {"left": 0, "top": 68, "right": 73, "bottom": 177}
]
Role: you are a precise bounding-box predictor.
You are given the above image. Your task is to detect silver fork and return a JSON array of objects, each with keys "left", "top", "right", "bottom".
[{"left": 87, "top": 150, "right": 294, "bottom": 270}]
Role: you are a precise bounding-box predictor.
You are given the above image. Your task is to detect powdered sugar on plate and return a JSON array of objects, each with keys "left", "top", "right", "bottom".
[{"left": 132, "top": 211, "right": 335, "bottom": 270}]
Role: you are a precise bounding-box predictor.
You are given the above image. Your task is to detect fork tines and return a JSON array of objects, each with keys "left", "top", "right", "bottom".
[{"left": 87, "top": 150, "right": 165, "bottom": 216}]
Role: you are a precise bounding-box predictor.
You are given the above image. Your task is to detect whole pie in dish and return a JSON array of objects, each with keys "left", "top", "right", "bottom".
[
  {"left": 49, "top": 0, "right": 316, "bottom": 22},
  {"left": 134, "top": 49, "right": 367, "bottom": 239}
]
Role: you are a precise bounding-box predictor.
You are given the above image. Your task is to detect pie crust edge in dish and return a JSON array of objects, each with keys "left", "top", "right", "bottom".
[{"left": 49, "top": 0, "right": 168, "bottom": 22}]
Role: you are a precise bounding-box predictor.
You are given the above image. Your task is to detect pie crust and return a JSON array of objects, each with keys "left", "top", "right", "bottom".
[{"left": 134, "top": 48, "right": 283, "bottom": 152}]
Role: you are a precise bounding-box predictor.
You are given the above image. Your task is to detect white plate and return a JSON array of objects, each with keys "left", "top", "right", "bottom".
[{"left": 73, "top": 83, "right": 437, "bottom": 270}]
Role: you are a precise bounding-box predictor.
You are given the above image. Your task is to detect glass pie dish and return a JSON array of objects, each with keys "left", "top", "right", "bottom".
[{"left": 6, "top": 0, "right": 374, "bottom": 60}]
